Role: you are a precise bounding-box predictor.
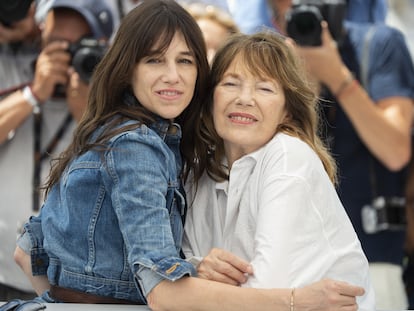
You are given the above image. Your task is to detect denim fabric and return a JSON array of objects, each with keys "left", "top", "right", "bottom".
[{"left": 17, "top": 116, "right": 196, "bottom": 303}]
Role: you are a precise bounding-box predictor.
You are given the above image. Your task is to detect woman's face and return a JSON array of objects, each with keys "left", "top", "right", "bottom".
[
  {"left": 132, "top": 32, "right": 198, "bottom": 120},
  {"left": 213, "top": 58, "right": 287, "bottom": 158}
]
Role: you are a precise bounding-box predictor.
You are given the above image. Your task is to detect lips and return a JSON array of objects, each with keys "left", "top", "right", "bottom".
[{"left": 228, "top": 112, "right": 257, "bottom": 124}]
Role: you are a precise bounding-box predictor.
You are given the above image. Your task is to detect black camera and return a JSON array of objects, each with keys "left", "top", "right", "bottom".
[
  {"left": 286, "top": 0, "right": 347, "bottom": 46},
  {"left": 361, "top": 196, "right": 406, "bottom": 234},
  {"left": 53, "top": 38, "right": 108, "bottom": 98},
  {"left": 0, "top": 0, "right": 33, "bottom": 27},
  {"left": 68, "top": 37, "right": 108, "bottom": 83}
]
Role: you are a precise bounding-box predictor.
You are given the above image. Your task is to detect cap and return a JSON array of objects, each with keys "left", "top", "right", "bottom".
[{"left": 50, "top": 0, "right": 114, "bottom": 39}]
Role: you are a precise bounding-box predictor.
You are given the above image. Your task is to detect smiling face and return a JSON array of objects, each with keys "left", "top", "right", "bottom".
[
  {"left": 213, "top": 56, "right": 287, "bottom": 161},
  {"left": 132, "top": 32, "right": 198, "bottom": 120}
]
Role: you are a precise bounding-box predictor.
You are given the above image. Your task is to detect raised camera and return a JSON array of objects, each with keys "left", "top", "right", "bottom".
[
  {"left": 53, "top": 38, "right": 108, "bottom": 98},
  {"left": 68, "top": 37, "right": 108, "bottom": 83},
  {"left": 286, "top": 0, "right": 346, "bottom": 46}
]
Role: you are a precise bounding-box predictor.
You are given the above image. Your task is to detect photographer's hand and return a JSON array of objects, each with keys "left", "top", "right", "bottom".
[
  {"left": 31, "top": 41, "right": 70, "bottom": 103},
  {"left": 295, "top": 21, "right": 348, "bottom": 93},
  {"left": 295, "top": 21, "right": 413, "bottom": 171},
  {"left": 66, "top": 68, "right": 89, "bottom": 122}
]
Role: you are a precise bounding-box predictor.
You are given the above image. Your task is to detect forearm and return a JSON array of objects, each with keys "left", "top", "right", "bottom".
[
  {"left": 148, "top": 276, "right": 290, "bottom": 311},
  {"left": 14, "top": 246, "right": 51, "bottom": 295},
  {"left": 328, "top": 68, "right": 413, "bottom": 170},
  {"left": 0, "top": 89, "right": 36, "bottom": 144}
]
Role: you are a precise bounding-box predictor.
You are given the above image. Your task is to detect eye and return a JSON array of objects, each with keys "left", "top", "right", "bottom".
[
  {"left": 144, "top": 56, "right": 162, "bottom": 64},
  {"left": 259, "top": 87, "right": 274, "bottom": 92},
  {"left": 178, "top": 57, "right": 194, "bottom": 65},
  {"left": 221, "top": 78, "right": 239, "bottom": 87},
  {"left": 257, "top": 83, "right": 277, "bottom": 93}
]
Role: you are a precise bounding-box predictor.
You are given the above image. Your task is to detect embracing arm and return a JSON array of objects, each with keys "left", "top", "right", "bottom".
[{"left": 148, "top": 276, "right": 363, "bottom": 311}]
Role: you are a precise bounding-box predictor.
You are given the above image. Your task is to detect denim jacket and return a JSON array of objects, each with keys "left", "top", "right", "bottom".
[{"left": 18, "top": 113, "right": 196, "bottom": 303}]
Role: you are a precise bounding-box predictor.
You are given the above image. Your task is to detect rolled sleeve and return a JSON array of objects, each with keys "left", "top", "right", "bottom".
[
  {"left": 135, "top": 258, "right": 196, "bottom": 297},
  {"left": 16, "top": 215, "right": 49, "bottom": 275}
]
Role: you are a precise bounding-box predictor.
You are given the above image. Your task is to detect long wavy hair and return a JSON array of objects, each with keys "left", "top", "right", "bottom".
[
  {"left": 45, "top": 0, "right": 209, "bottom": 195},
  {"left": 195, "top": 31, "right": 337, "bottom": 184}
]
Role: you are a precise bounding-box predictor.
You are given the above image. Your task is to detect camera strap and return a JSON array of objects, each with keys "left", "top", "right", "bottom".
[
  {"left": 32, "top": 110, "right": 73, "bottom": 212},
  {"left": 360, "top": 26, "right": 380, "bottom": 200}
]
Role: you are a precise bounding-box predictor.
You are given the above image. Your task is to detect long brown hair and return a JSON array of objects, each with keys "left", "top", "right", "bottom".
[
  {"left": 195, "top": 31, "right": 337, "bottom": 184},
  {"left": 45, "top": 0, "right": 209, "bottom": 195}
]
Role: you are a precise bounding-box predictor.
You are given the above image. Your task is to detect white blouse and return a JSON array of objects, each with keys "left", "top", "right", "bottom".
[{"left": 183, "top": 133, "right": 375, "bottom": 310}]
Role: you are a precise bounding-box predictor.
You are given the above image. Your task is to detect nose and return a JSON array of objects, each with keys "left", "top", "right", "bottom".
[
  {"left": 238, "top": 85, "right": 255, "bottom": 106},
  {"left": 161, "top": 63, "right": 180, "bottom": 84}
]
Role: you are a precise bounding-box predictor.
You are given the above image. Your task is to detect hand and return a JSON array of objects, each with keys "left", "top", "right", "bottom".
[
  {"left": 31, "top": 40, "right": 71, "bottom": 103},
  {"left": 66, "top": 69, "right": 89, "bottom": 122},
  {"left": 197, "top": 248, "right": 253, "bottom": 286},
  {"left": 295, "top": 21, "right": 350, "bottom": 92},
  {"left": 295, "top": 278, "right": 365, "bottom": 311}
]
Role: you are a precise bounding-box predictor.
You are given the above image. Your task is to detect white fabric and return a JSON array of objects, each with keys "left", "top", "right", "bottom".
[
  {"left": 183, "top": 133, "right": 376, "bottom": 310},
  {"left": 369, "top": 263, "right": 408, "bottom": 310}
]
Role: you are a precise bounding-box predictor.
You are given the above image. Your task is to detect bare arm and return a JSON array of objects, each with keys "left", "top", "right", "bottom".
[
  {"left": 0, "top": 89, "right": 36, "bottom": 143},
  {"left": 148, "top": 276, "right": 363, "bottom": 311},
  {"left": 297, "top": 22, "right": 413, "bottom": 171},
  {"left": 14, "top": 246, "right": 50, "bottom": 295}
]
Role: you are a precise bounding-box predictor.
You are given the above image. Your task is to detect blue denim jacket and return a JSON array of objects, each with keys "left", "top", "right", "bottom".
[{"left": 18, "top": 113, "right": 196, "bottom": 303}]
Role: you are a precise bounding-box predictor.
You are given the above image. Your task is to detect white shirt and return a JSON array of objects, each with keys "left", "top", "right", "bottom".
[{"left": 183, "top": 133, "right": 375, "bottom": 310}]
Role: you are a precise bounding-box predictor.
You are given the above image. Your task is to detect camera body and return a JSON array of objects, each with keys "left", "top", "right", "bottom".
[
  {"left": 53, "top": 38, "right": 108, "bottom": 98},
  {"left": 68, "top": 37, "right": 108, "bottom": 83},
  {"left": 361, "top": 196, "right": 406, "bottom": 234},
  {"left": 286, "top": 0, "right": 347, "bottom": 46}
]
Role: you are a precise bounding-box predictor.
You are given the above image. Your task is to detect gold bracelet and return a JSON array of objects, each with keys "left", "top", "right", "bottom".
[
  {"left": 290, "top": 288, "right": 295, "bottom": 311},
  {"left": 334, "top": 74, "right": 355, "bottom": 99}
]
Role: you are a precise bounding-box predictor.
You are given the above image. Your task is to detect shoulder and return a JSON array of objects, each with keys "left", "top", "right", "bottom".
[
  {"left": 346, "top": 22, "right": 407, "bottom": 53},
  {"left": 261, "top": 133, "right": 323, "bottom": 174}
]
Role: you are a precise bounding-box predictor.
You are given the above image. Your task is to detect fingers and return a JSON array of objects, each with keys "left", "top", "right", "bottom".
[
  {"left": 213, "top": 248, "right": 253, "bottom": 275},
  {"left": 197, "top": 266, "right": 241, "bottom": 286},
  {"left": 32, "top": 41, "right": 71, "bottom": 101},
  {"left": 197, "top": 248, "right": 253, "bottom": 285},
  {"left": 333, "top": 280, "right": 365, "bottom": 297}
]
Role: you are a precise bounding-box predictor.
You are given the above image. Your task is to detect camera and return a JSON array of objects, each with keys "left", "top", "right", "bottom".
[
  {"left": 53, "top": 38, "right": 108, "bottom": 98},
  {"left": 286, "top": 0, "right": 347, "bottom": 46},
  {"left": 0, "top": 0, "right": 33, "bottom": 27},
  {"left": 68, "top": 37, "right": 108, "bottom": 83},
  {"left": 361, "top": 196, "right": 406, "bottom": 234}
]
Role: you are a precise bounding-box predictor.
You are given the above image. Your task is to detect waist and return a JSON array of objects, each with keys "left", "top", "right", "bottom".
[{"left": 49, "top": 285, "right": 141, "bottom": 304}]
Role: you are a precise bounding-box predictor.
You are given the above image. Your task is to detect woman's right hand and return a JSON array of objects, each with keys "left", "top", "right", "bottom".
[{"left": 295, "top": 278, "right": 364, "bottom": 311}]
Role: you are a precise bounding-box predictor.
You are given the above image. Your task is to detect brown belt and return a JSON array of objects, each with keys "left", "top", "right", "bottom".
[{"left": 49, "top": 285, "right": 140, "bottom": 304}]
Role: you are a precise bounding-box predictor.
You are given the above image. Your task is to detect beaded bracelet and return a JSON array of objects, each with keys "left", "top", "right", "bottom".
[{"left": 290, "top": 288, "right": 295, "bottom": 311}]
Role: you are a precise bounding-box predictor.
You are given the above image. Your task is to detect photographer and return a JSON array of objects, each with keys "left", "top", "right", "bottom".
[
  {"left": 267, "top": 0, "right": 414, "bottom": 309},
  {"left": 0, "top": 0, "right": 113, "bottom": 300}
]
